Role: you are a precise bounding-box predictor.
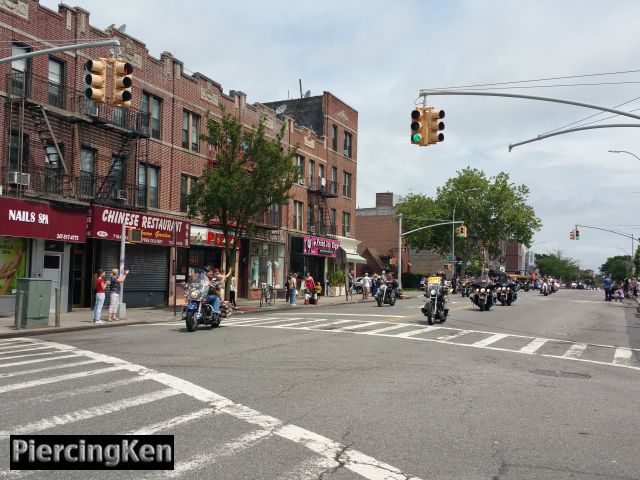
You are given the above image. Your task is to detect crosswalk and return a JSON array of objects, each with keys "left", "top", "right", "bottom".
[
  {"left": 0, "top": 337, "right": 422, "bottom": 480},
  {"left": 221, "top": 314, "right": 640, "bottom": 371}
]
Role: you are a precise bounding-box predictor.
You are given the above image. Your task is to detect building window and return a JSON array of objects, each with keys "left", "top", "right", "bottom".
[
  {"left": 330, "top": 208, "right": 337, "bottom": 233},
  {"left": 180, "top": 174, "right": 197, "bottom": 213},
  {"left": 343, "top": 212, "right": 351, "bottom": 237},
  {"left": 307, "top": 205, "right": 315, "bottom": 233},
  {"left": 8, "top": 130, "right": 28, "bottom": 172},
  {"left": 44, "top": 144, "right": 62, "bottom": 194},
  {"left": 11, "top": 43, "right": 31, "bottom": 96},
  {"left": 319, "top": 164, "right": 325, "bottom": 183},
  {"left": 308, "top": 160, "right": 315, "bottom": 189},
  {"left": 112, "top": 106, "right": 126, "bottom": 128},
  {"left": 343, "top": 131, "right": 352, "bottom": 158},
  {"left": 332, "top": 124, "right": 338, "bottom": 151},
  {"left": 342, "top": 171, "right": 352, "bottom": 198},
  {"left": 138, "top": 164, "right": 159, "bottom": 208},
  {"left": 295, "top": 155, "right": 305, "bottom": 185},
  {"left": 293, "top": 200, "right": 304, "bottom": 230},
  {"left": 182, "top": 110, "right": 200, "bottom": 152},
  {"left": 48, "top": 57, "right": 64, "bottom": 108},
  {"left": 79, "top": 148, "right": 95, "bottom": 197},
  {"left": 141, "top": 92, "right": 162, "bottom": 139},
  {"left": 108, "top": 156, "right": 125, "bottom": 197}
]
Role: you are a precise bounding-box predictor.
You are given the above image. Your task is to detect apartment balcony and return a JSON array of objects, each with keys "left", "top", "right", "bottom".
[{"left": 307, "top": 177, "right": 338, "bottom": 198}]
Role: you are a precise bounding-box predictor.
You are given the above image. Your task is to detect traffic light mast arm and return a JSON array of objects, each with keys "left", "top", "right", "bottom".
[
  {"left": 574, "top": 224, "right": 634, "bottom": 240},
  {"left": 509, "top": 124, "right": 640, "bottom": 151},
  {"left": 0, "top": 39, "right": 119, "bottom": 65},
  {"left": 402, "top": 220, "right": 464, "bottom": 237}
]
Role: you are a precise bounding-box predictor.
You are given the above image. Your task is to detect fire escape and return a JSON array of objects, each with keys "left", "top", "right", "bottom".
[
  {"left": 3, "top": 70, "right": 149, "bottom": 208},
  {"left": 307, "top": 176, "right": 338, "bottom": 237}
]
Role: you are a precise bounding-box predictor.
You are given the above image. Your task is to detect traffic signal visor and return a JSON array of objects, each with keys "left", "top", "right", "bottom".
[
  {"left": 570, "top": 229, "right": 575, "bottom": 240},
  {"left": 84, "top": 59, "right": 106, "bottom": 103},
  {"left": 426, "top": 108, "right": 445, "bottom": 145},
  {"left": 112, "top": 61, "right": 133, "bottom": 106},
  {"left": 575, "top": 229, "right": 580, "bottom": 240}
]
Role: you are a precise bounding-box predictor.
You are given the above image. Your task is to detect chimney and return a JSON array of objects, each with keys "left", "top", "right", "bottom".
[{"left": 376, "top": 192, "right": 394, "bottom": 208}]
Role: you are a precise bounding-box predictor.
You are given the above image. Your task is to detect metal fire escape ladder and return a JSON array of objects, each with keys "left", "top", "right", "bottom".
[
  {"left": 28, "top": 105, "right": 68, "bottom": 174},
  {"left": 95, "top": 129, "right": 137, "bottom": 199}
]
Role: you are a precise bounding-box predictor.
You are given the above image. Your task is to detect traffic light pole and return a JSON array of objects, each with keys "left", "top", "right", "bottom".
[
  {"left": 418, "top": 89, "right": 640, "bottom": 150},
  {"left": 0, "top": 39, "right": 119, "bottom": 65},
  {"left": 574, "top": 224, "right": 636, "bottom": 274}
]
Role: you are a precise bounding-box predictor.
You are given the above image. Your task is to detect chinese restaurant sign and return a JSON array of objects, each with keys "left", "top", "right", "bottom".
[
  {"left": 303, "top": 235, "right": 340, "bottom": 257},
  {"left": 88, "top": 206, "right": 190, "bottom": 247}
]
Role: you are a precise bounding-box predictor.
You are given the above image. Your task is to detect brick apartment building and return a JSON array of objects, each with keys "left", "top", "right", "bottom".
[{"left": 0, "top": 0, "right": 361, "bottom": 314}]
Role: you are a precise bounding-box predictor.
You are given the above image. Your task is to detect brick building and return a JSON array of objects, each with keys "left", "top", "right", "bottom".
[{"left": 0, "top": 0, "right": 361, "bottom": 314}]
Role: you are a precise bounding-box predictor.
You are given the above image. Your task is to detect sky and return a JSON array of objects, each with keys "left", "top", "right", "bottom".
[{"left": 40, "top": 0, "right": 640, "bottom": 271}]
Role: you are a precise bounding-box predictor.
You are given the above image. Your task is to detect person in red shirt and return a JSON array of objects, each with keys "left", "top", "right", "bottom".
[{"left": 93, "top": 269, "right": 107, "bottom": 324}]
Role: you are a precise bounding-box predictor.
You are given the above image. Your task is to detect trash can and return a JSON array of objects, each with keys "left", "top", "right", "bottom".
[{"left": 15, "top": 278, "right": 51, "bottom": 330}]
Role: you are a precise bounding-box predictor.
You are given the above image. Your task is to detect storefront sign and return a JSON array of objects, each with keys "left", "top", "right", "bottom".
[
  {"left": 190, "top": 226, "right": 240, "bottom": 249},
  {"left": 88, "top": 206, "right": 190, "bottom": 247},
  {"left": 303, "top": 235, "right": 340, "bottom": 257},
  {"left": 0, "top": 198, "right": 86, "bottom": 243}
]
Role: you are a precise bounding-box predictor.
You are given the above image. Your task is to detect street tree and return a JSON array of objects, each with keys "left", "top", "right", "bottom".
[
  {"left": 396, "top": 167, "right": 541, "bottom": 275},
  {"left": 535, "top": 250, "right": 580, "bottom": 280},
  {"left": 600, "top": 255, "right": 632, "bottom": 282},
  {"left": 187, "top": 109, "right": 299, "bottom": 297}
]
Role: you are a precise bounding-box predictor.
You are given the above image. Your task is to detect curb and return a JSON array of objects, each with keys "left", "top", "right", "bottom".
[{"left": 0, "top": 296, "right": 409, "bottom": 339}]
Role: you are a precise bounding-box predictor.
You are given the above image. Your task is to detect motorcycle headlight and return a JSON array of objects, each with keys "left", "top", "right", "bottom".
[
  {"left": 502, "top": 287, "right": 507, "bottom": 291},
  {"left": 476, "top": 288, "right": 480, "bottom": 292},
  {"left": 430, "top": 289, "right": 436, "bottom": 295},
  {"left": 189, "top": 290, "right": 199, "bottom": 299},
  {"left": 480, "top": 288, "right": 486, "bottom": 293}
]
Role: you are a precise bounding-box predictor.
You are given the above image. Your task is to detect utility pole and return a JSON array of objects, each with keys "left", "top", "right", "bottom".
[
  {"left": 397, "top": 214, "right": 403, "bottom": 288},
  {"left": 118, "top": 223, "right": 127, "bottom": 320}
]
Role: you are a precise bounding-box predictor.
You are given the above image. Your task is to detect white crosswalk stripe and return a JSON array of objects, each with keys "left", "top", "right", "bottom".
[
  {"left": 0, "top": 338, "right": 423, "bottom": 480},
  {"left": 519, "top": 337, "right": 549, "bottom": 354},
  {"left": 613, "top": 347, "right": 633, "bottom": 365},
  {"left": 562, "top": 342, "right": 587, "bottom": 359},
  {"left": 471, "top": 333, "right": 509, "bottom": 348}
]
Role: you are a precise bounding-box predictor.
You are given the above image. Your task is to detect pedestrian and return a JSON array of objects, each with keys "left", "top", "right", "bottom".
[
  {"left": 362, "top": 272, "right": 371, "bottom": 300},
  {"left": 229, "top": 274, "right": 238, "bottom": 309},
  {"left": 92, "top": 269, "right": 107, "bottom": 324},
  {"left": 285, "top": 273, "right": 291, "bottom": 304},
  {"left": 305, "top": 272, "right": 315, "bottom": 304},
  {"left": 108, "top": 268, "right": 129, "bottom": 322},
  {"left": 289, "top": 272, "right": 298, "bottom": 306},
  {"left": 602, "top": 273, "right": 613, "bottom": 301},
  {"left": 371, "top": 273, "right": 379, "bottom": 297},
  {"left": 314, "top": 281, "right": 322, "bottom": 304},
  {"left": 347, "top": 269, "right": 355, "bottom": 298}
]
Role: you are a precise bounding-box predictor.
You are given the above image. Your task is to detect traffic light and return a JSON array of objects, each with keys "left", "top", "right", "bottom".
[
  {"left": 84, "top": 59, "right": 106, "bottom": 103},
  {"left": 112, "top": 60, "right": 133, "bottom": 107},
  {"left": 569, "top": 229, "right": 576, "bottom": 240},
  {"left": 460, "top": 225, "right": 467, "bottom": 238},
  {"left": 575, "top": 228, "right": 580, "bottom": 240},
  {"left": 426, "top": 107, "right": 445, "bottom": 145},
  {"left": 411, "top": 107, "right": 428, "bottom": 146}
]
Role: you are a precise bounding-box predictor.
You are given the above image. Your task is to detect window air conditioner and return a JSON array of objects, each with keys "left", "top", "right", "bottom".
[
  {"left": 309, "top": 226, "right": 316, "bottom": 234},
  {"left": 8, "top": 171, "right": 30, "bottom": 186},
  {"left": 320, "top": 177, "right": 326, "bottom": 187},
  {"left": 343, "top": 149, "right": 349, "bottom": 156},
  {"left": 115, "top": 189, "right": 127, "bottom": 200},
  {"left": 344, "top": 228, "right": 350, "bottom": 238}
]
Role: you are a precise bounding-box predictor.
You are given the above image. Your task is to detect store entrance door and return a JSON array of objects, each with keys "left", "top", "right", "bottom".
[{"left": 42, "top": 253, "right": 62, "bottom": 313}]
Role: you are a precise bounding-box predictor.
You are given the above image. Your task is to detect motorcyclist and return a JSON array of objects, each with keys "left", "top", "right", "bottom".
[{"left": 205, "top": 284, "right": 221, "bottom": 314}]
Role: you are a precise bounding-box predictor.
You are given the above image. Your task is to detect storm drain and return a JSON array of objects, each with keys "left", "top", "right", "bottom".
[{"left": 529, "top": 369, "right": 591, "bottom": 379}]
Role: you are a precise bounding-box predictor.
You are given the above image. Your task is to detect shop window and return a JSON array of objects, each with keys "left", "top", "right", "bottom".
[{"left": 249, "top": 241, "right": 285, "bottom": 288}]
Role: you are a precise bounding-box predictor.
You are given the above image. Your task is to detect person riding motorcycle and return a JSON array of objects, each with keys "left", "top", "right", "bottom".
[{"left": 205, "top": 284, "right": 222, "bottom": 315}]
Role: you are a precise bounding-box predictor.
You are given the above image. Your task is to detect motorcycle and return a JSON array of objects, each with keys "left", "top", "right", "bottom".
[
  {"left": 460, "top": 282, "right": 472, "bottom": 297},
  {"left": 551, "top": 281, "right": 558, "bottom": 293},
  {"left": 540, "top": 281, "right": 549, "bottom": 296},
  {"left": 183, "top": 282, "right": 232, "bottom": 331},
  {"left": 471, "top": 282, "right": 495, "bottom": 311},
  {"left": 421, "top": 283, "right": 449, "bottom": 325},
  {"left": 495, "top": 282, "right": 517, "bottom": 306},
  {"left": 375, "top": 281, "right": 397, "bottom": 307}
]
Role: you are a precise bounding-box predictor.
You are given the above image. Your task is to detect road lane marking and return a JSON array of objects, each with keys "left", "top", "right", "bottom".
[
  {"left": 395, "top": 327, "right": 441, "bottom": 338},
  {"left": 304, "top": 319, "right": 355, "bottom": 329},
  {"left": 274, "top": 455, "right": 340, "bottom": 480},
  {"left": 128, "top": 407, "right": 218, "bottom": 435},
  {"left": 0, "top": 350, "right": 63, "bottom": 361},
  {"left": 225, "top": 317, "right": 293, "bottom": 325},
  {"left": 365, "top": 324, "right": 408, "bottom": 335},
  {"left": 0, "top": 359, "right": 102, "bottom": 379},
  {"left": 335, "top": 321, "right": 383, "bottom": 331},
  {"left": 471, "top": 334, "right": 509, "bottom": 348},
  {"left": 0, "top": 353, "right": 80, "bottom": 368},
  {"left": 613, "top": 347, "right": 633, "bottom": 366},
  {"left": 16, "top": 338, "right": 422, "bottom": 480},
  {"left": 275, "top": 312, "right": 407, "bottom": 318},
  {"left": 0, "top": 344, "right": 53, "bottom": 353},
  {"left": 519, "top": 338, "right": 549, "bottom": 354},
  {"left": 275, "top": 319, "right": 331, "bottom": 328},
  {"left": 0, "top": 388, "right": 180, "bottom": 439},
  {"left": 0, "top": 366, "right": 125, "bottom": 394},
  {"left": 438, "top": 330, "right": 471, "bottom": 341},
  {"left": 34, "top": 376, "right": 148, "bottom": 403},
  {"left": 562, "top": 343, "right": 587, "bottom": 359}
]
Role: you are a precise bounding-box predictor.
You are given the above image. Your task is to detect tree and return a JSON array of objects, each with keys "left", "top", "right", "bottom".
[
  {"left": 187, "top": 109, "right": 299, "bottom": 297},
  {"left": 396, "top": 167, "right": 541, "bottom": 275},
  {"left": 600, "top": 255, "right": 632, "bottom": 282},
  {"left": 535, "top": 250, "right": 580, "bottom": 280}
]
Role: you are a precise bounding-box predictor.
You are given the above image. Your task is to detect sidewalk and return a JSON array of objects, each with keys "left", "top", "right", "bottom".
[{"left": 0, "top": 294, "right": 382, "bottom": 339}]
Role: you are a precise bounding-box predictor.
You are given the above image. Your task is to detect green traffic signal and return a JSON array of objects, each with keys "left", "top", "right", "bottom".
[{"left": 412, "top": 133, "right": 422, "bottom": 143}]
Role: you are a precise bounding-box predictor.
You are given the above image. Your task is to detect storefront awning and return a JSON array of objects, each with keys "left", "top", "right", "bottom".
[{"left": 346, "top": 253, "right": 367, "bottom": 264}]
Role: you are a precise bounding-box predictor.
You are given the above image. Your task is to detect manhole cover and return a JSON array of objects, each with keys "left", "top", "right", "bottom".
[{"left": 529, "top": 369, "right": 591, "bottom": 379}]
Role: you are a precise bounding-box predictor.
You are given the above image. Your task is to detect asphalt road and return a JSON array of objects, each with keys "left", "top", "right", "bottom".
[{"left": 1, "top": 288, "right": 639, "bottom": 479}]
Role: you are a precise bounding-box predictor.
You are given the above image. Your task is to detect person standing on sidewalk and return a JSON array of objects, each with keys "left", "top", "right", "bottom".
[
  {"left": 603, "top": 273, "right": 613, "bottom": 301},
  {"left": 289, "top": 272, "right": 298, "bottom": 305},
  {"left": 108, "top": 268, "right": 129, "bottom": 322},
  {"left": 229, "top": 274, "right": 238, "bottom": 309},
  {"left": 362, "top": 272, "right": 371, "bottom": 300},
  {"left": 92, "top": 269, "right": 107, "bottom": 324}
]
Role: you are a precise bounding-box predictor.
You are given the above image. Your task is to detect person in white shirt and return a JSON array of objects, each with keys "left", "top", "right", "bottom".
[
  {"left": 362, "top": 272, "right": 371, "bottom": 300},
  {"left": 229, "top": 275, "right": 238, "bottom": 309}
]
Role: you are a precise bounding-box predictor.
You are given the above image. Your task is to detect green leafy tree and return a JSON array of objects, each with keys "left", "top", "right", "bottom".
[
  {"left": 535, "top": 250, "right": 580, "bottom": 280},
  {"left": 187, "top": 109, "right": 299, "bottom": 297},
  {"left": 634, "top": 244, "right": 640, "bottom": 275},
  {"left": 600, "top": 255, "right": 632, "bottom": 282},
  {"left": 396, "top": 167, "right": 541, "bottom": 275}
]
